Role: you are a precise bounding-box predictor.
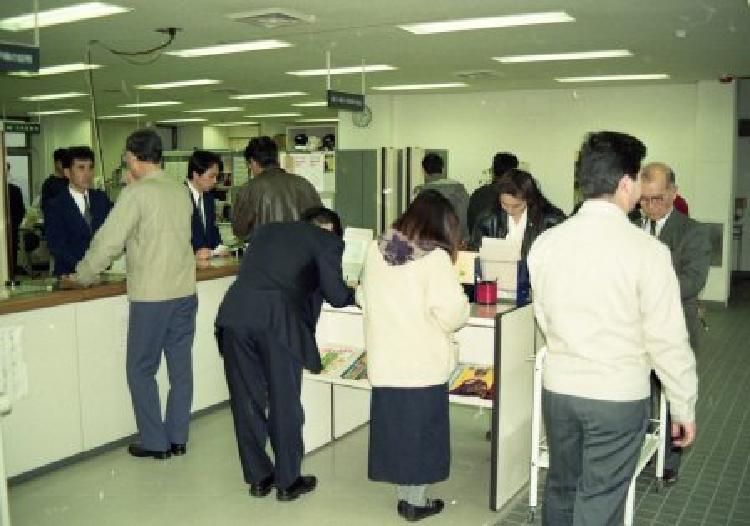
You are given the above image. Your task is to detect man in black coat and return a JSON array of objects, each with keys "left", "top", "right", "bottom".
[{"left": 216, "top": 209, "right": 354, "bottom": 502}]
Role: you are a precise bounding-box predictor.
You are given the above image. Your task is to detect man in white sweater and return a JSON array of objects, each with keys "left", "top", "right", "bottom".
[{"left": 527, "top": 131, "right": 698, "bottom": 526}]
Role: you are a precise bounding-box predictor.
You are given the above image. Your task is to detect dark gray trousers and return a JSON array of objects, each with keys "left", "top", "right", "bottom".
[
  {"left": 542, "top": 390, "right": 649, "bottom": 526},
  {"left": 126, "top": 295, "right": 198, "bottom": 451}
]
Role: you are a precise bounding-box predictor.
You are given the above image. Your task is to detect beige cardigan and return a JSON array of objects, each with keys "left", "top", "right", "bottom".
[{"left": 356, "top": 242, "right": 470, "bottom": 388}]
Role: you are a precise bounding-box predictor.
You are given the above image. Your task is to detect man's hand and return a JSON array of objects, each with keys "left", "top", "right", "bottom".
[
  {"left": 672, "top": 421, "right": 696, "bottom": 448},
  {"left": 59, "top": 274, "right": 82, "bottom": 289},
  {"left": 195, "top": 248, "right": 212, "bottom": 260}
]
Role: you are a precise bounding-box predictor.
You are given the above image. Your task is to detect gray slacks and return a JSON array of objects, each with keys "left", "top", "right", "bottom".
[
  {"left": 542, "top": 390, "right": 649, "bottom": 526},
  {"left": 126, "top": 295, "right": 198, "bottom": 451}
]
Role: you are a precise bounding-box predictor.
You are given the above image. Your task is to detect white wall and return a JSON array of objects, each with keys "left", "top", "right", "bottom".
[{"left": 339, "top": 82, "right": 737, "bottom": 303}]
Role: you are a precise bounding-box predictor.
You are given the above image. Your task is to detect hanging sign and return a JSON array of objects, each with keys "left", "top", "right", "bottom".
[
  {"left": 327, "top": 90, "right": 365, "bottom": 111},
  {"left": 0, "top": 43, "right": 39, "bottom": 72}
]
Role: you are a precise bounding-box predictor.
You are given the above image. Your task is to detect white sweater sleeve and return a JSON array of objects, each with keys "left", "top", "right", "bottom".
[
  {"left": 639, "top": 244, "right": 698, "bottom": 423},
  {"left": 426, "top": 250, "right": 470, "bottom": 334}
]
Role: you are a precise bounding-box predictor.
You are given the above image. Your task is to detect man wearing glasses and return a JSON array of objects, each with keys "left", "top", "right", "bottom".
[{"left": 639, "top": 162, "right": 711, "bottom": 486}]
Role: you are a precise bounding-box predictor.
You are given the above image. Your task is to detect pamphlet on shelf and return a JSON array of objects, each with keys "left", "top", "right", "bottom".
[
  {"left": 319, "top": 346, "right": 363, "bottom": 377},
  {"left": 448, "top": 363, "right": 495, "bottom": 400},
  {"left": 341, "top": 352, "right": 367, "bottom": 380}
]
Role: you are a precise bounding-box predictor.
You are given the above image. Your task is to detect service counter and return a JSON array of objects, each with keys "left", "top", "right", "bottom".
[{"left": 0, "top": 260, "right": 536, "bottom": 512}]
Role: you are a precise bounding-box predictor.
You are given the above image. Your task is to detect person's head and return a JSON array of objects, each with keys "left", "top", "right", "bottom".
[
  {"left": 124, "top": 129, "right": 163, "bottom": 178},
  {"left": 640, "top": 162, "right": 677, "bottom": 221},
  {"left": 244, "top": 136, "right": 278, "bottom": 176},
  {"left": 393, "top": 189, "right": 460, "bottom": 262},
  {"left": 421, "top": 153, "right": 444, "bottom": 178},
  {"left": 62, "top": 146, "right": 95, "bottom": 193},
  {"left": 53, "top": 148, "right": 69, "bottom": 177},
  {"left": 576, "top": 131, "right": 647, "bottom": 213},
  {"left": 188, "top": 150, "right": 223, "bottom": 193},
  {"left": 492, "top": 152, "right": 519, "bottom": 180},
  {"left": 301, "top": 206, "right": 343, "bottom": 237},
  {"left": 495, "top": 169, "right": 544, "bottom": 221}
]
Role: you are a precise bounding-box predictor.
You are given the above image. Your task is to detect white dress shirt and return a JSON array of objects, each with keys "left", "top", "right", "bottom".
[
  {"left": 187, "top": 181, "right": 227, "bottom": 256},
  {"left": 506, "top": 207, "right": 528, "bottom": 242},
  {"left": 68, "top": 186, "right": 88, "bottom": 217},
  {"left": 642, "top": 209, "right": 672, "bottom": 237}
]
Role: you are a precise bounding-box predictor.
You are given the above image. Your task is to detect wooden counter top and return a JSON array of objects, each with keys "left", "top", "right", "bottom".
[{"left": 0, "top": 259, "right": 239, "bottom": 316}]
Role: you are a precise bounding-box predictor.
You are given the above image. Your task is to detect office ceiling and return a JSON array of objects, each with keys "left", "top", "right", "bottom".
[{"left": 0, "top": 0, "right": 749, "bottom": 124}]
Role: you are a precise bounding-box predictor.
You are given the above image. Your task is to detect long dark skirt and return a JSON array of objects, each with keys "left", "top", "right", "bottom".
[{"left": 368, "top": 383, "right": 450, "bottom": 485}]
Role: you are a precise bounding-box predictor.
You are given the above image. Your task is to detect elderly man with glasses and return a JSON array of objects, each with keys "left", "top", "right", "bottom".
[{"left": 639, "top": 161, "right": 711, "bottom": 486}]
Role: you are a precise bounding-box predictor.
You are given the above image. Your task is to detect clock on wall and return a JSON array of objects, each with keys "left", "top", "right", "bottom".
[{"left": 351, "top": 105, "right": 372, "bottom": 128}]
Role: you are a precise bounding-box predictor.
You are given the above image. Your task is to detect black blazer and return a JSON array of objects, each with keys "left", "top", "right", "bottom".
[
  {"left": 189, "top": 189, "right": 222, "bottom": 251},
  {"left": 45, "top": 188, "right": 112, "bottom": 275},
  {"left": 216, "top": 221, "right": 354, "bottom": 372},
  {"left": 469, "top": 201, "right": 566, "bottom": 257}
]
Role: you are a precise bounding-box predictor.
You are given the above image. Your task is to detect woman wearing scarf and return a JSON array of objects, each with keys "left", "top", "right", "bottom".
[{"left": 356, "top": 190, "right": 470, "bottom": 522}]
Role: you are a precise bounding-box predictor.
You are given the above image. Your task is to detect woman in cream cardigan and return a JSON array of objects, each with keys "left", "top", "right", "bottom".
[{"left": 356, "top": 190, "right": 470, "bottom": 522}]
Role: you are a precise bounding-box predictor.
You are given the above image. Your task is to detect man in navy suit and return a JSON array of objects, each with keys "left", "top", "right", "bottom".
[
  {"left": 46, "top": 146, "right": 113, "bottom": 276},
  {"left": 187, "top": 150, "right": 228, "bottom": 259}
]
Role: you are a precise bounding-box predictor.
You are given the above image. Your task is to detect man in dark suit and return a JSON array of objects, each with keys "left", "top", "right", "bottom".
[
  {"left": 45, "top": 146, "right": 112, "bottom": 276},
  {"left": 186, "top": 150, "right": 227, "bottom": 259},
  {"left": 6, "top": 170, "right": 25, "bottom": 277},
  {"left": 640, "top": 161, "right": 711, "bottom": 486},
  {"left": 40, "top": 148, "right": 69, "bottom": 216},
  {"left": 216, "top": 208, "right": 354, "bottom": 502}
]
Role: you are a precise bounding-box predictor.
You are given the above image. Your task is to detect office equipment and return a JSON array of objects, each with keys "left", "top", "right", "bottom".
[{"left": 479, "top": 237, "right": 521, "bottom": 300}]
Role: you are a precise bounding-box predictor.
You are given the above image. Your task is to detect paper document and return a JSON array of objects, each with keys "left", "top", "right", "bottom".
[
  {"left": 342, "top": 227, "right": 373, "bottom": 282},
  {"left": 455, "top": 251, "right": 478, "bottom": 285},
  {"left": 479, "top": 237, "right": 521, "bottom": 295}
]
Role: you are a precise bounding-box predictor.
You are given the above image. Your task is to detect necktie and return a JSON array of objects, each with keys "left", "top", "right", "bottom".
[
  {"left": 198, "top": 194, "right": 206, "bottom": 229},
  {"left": 83, "top": 194, "right": 92, "bottom": 228},
  {"left": 649, "top": 219, "right": 656, "bottom": 236}
]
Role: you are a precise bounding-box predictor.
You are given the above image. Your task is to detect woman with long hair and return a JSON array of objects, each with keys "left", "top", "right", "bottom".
[
  {"left": 469, "top": 169, "right": 565, "bottom": 257},
  {"left": 357, "top": 190, "right": 470, "bottom": 522}
]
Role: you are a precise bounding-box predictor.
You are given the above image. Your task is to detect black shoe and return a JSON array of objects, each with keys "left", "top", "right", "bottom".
[
  {"left": 663, "top": 468, "right": 678, "bottom": 486},
  {"left": 127, "top": 444, "right": 171, "bottom": 460},
  {"left": 400, "top": 499, "right": 445, "bottom": 522},
  {"left": 397, "top": 500, "right": 408, "bottom": 516},
  {"left": 249, "top": 474, "right": 275, "bottom": 497},
  {"left": 170, "top": 443, "right": 187, "bottom": 456},
  {"left": 277, "top": 475, "right": 317, "bottom": 502}
]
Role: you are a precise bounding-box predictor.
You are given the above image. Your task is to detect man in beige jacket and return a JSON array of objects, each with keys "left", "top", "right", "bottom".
[
  {"left": 528, "top": 131, "right": 697, "bottom": 526},
  {"left": 74, "top": 129, "right": 197, "bottom": 460}
]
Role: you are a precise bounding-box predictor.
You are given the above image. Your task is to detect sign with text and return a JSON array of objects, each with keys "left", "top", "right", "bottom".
[
  {"left": 3, "top": 122, "right": 40, "bottom": 134},
  {"left": 0, "top": 43, "right": 39, "bottom": 72},
  {"left": 327, "top": 90, "right": 365, "bottom": 111}
]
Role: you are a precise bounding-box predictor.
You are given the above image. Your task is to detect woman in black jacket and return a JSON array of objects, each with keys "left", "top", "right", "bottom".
[{"left": 469, "top": 169, "right": 565, "bottom": 257}]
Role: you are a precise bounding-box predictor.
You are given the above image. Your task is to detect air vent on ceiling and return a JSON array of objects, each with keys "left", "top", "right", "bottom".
[
  {"left": 454, "top": 70, "right": 500, "bottom": 81},
  {"left": 227, "top": 8, "right": 316, "bottom": 29}
]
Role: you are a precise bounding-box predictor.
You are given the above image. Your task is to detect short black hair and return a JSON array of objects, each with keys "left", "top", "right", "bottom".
[
  {"left": 301, "top": 206, "right": 343, "bottom": 237},
  {"left": 421, "top": 153, "right": 444, "bottom": 175},
  {"left": 243, "top": 136, "right": 278, "bottom": 168},
  {"left": 188, "top": 150, "right": 223, "bottom": 180},
  {"left": 576, "top": 131, "right": 647, "bottom": 199},
  {"left": 492, "top": 152, "right": 519, "bottom": 179},
  {"left": 53, "top": 148, "right": 69, "bottom": 164},
  {"left": 62, "top": 146, "right": 94, "bottom": 169},
  {"left": 125, "top": 129, "right": 163, "bottom": 164}
]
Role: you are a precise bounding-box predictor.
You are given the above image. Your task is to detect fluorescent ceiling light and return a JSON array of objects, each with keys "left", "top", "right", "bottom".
[
  {"left": 231, "top": 91, "right": 306, "bottom": 100},
  {"left": 9, "top": 63, "right": 102, "bottom": 77},
  {"left": 291, "top": 101, "right": 328, "bottom": 107},
  {"left": 97, "top": 113, "right": 146, "bottom": 119},
  {"left": 211, "top": 121, "right": 259, "bottom": 127},
  {"left": 184, "top": 107, "right": 244, "bottom": 113},
  {"left": 27, "top": 109, "right": 82, "bottom": 116},
  {"left": 20, "top": 92, "right": 88, "bottom": 101},
  {"left": 0, "top": 2, "right": 131, "bottom": 31},
  {"left": 245, "top": 113, "right": 301, "bottom": 118},
  {"left": 136, "top": 79, "right": 221, "bottom": 90},
  {"left": 287, "top": 65, "right": 396, "bottom": 76},
  {"left": 296, "top": 118, "right": 339, "bottom": 123},
  {"left": 555, "top": 74, "right": 670, "bottom": 83},
  {"left": 157, "top": 118, "right": 207, "bottom": 123},
  {"left": 399, "top": 12, "right": 574, "bottom": 35},
  {"left": 371, "top": 82, "right": 467, "bottom": 91},
  {"left": 166, "top": 39, "right": 292, "bottom": 58},
  {"left": 119, "top": 101, "right": 182, "bottom": 108},
  {"left": 495, "top": 50, "right": 632, "bottom": 63}
]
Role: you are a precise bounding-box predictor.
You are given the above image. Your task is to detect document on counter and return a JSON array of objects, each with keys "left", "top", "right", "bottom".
[
  {"left": 342, "top": 227, "right": 373, "bottom": 282},
  {"left": 479, "top": 237, "right": 522, "bottom": 295}
]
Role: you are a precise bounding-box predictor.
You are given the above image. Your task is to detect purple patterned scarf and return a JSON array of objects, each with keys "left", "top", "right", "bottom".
[{"left": 378, "top": 229, "right": 434, "bottom": 266}]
